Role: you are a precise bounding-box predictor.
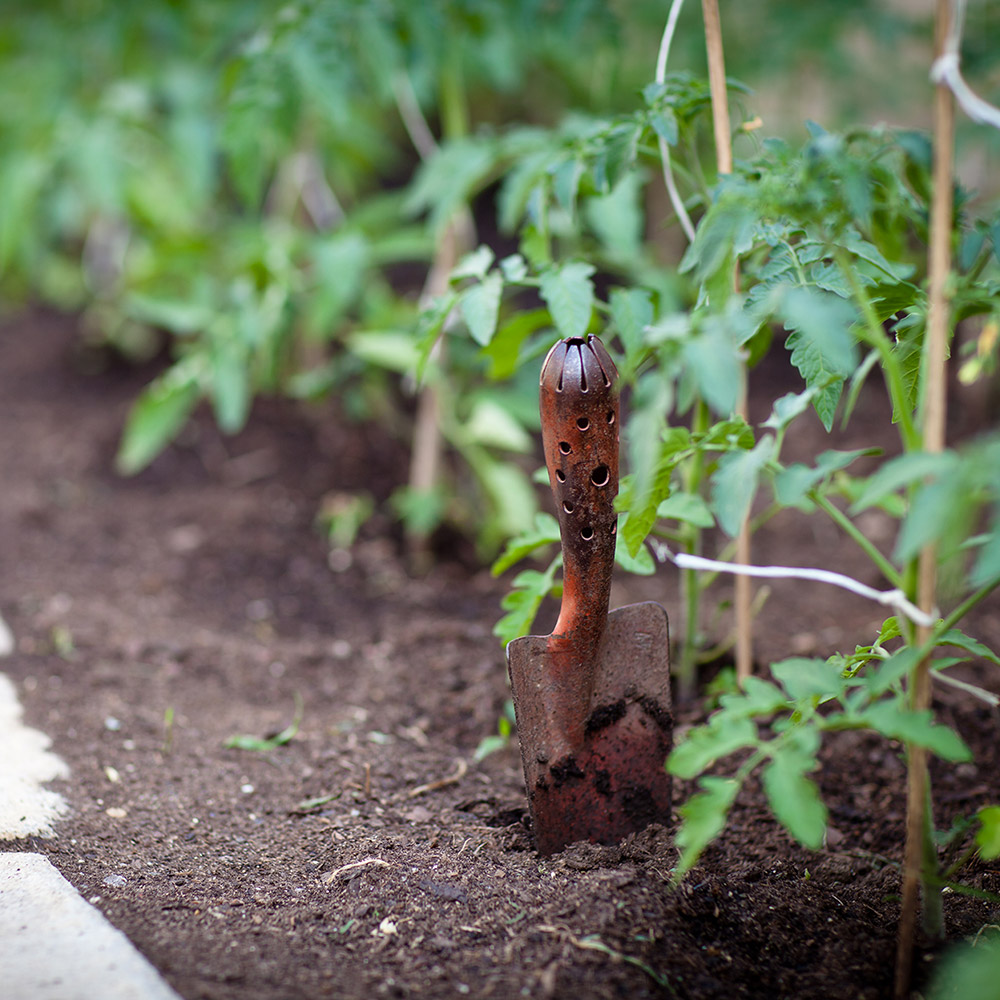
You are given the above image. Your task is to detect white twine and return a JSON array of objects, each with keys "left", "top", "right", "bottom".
[
  {"left": 651, "top": 541, "right": 938, "bottom": 628},
  {"left": 655, "top": 0, "right": 696, "bottom": 243},
  {"left": 931, "top": 0, "right": 1000, "bottom": 130}
]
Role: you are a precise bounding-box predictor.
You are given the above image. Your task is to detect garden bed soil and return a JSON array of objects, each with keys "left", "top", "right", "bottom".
[{"left": 1, "top": 309, "right": 998, "bottom": 999}]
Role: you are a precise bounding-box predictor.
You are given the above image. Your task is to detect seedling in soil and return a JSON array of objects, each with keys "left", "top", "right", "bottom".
[{"left": 224, "top": 693, "right": 303, "bottom": 753}]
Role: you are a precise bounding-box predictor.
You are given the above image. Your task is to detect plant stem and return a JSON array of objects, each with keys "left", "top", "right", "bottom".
[
  {"left": 837, "top": 251, "right": 921, "bottom": 454},
  {"left": 896, "top": 2, "right": 955, "bottom": 994},
  {"left": 678, "top": 399, "right": 711, "bottom": 696},
  {"left": 811, "top": 492, "right": 902, "bottom": 588}
]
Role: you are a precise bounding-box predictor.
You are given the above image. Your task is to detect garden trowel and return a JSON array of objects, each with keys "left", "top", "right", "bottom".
[{"left": 506, "top": 334, "right": 672, "bottom": 856}]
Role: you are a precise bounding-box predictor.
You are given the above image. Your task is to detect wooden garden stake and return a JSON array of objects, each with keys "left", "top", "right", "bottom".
[
  {"left": 701, "top": 0, "right": 753, "bottom": 684},
  {"left": 895, "top": 1, "right": 955, "bottom": 995}
]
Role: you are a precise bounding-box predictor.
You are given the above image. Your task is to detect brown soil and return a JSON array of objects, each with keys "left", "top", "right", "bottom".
[{"left": 1, "top": 310, "right": 998, "bottom": 1000}]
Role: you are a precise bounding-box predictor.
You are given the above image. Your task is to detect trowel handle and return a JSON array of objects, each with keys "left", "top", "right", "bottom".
[{"left": 539, "top": 335, "right": 620, "bottom": 654}]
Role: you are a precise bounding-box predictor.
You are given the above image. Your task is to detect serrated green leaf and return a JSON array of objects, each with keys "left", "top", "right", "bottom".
[
  {"left": 668, "top": 714, "right": 757, "bottom": 780},
  {"left": 934, "top": 629, "right": 1000, "bottom": 666},
  {"left": 491, "top": 513, "right": 561, "bottom": 576},
  {"left": 861, "top": 700, "right": 972, "bottom": 761},
  {"left": 539, "top": 261, "right": 595, "bottom": 340},
  {"left": 718, "top": 675, "right": 789, "bottom": 717},
  {"left": 710, "top": 436, "right": 773, "bottom": 537},
  {"left": 674, "top": 777, "right": 741, "bottom": 880},
  {"left": 680, "top": 197, "right": 756, "bottom": 286},
  {"left": 780, "top": 286, "right": 859, "bottom": 430},
  {"left": 762, "top": 748, "right": 827, "bottom": 849},
  {"left": 460, "top": 272, "right": 503, "bottom": 346},
  {"left": 494, "top": 561, "right": 560, "bottom": 645},
  {"left": 771, "top": 658, "right": 846, "bottom": 702},
  {"left": 976, "top": 806, "right": 1000, "bottom": 860}
]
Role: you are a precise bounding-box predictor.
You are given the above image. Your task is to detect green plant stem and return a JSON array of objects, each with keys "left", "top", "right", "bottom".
[
  {"left": 811, "top": 492, "right": 902, "bottom": 588},
  {"left": 440, "top": 46, "right": 469, "bottom": 142},
  {"left": 837, "top": 249, "right": 920, "bottom": 453},
  {"left": 678, "top": 399, "right": 711, "bottom": 695}
]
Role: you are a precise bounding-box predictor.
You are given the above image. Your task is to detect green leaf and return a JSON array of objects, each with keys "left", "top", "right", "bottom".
[
  {"left": 774, "top": 448, "right": 877, "bottom": 508},
  {"left": 125, "top": 294, "right": 213, "bottom": 335},
  {"left": 491, "top": 513, "right": 561, "bottom": 576},
  {"left": 895, "top": 474, "right": 971, "bottom": 563},
  {"left": 210, "top": 334, "right": 251, "bottom": 434},
  {"left": 780, "top": 286, "right": 859, "bottom": 430},
  {"left": 614, "top": 533, "right": 655, "bottom": 575},
  {"left": 609, "top": 286, "right": 653, "bottom": 361},
  {"left": 861, "top": 700, "right": 972, "bottom": 762},
  {"left": 539, "top": 261, "right": 595, "bottom": 340},
  {"left": 683, "top": 325, "right": 742, "bottom": 416},
  {"left": 718, "top": 675, "right": 789, "bottom": 718},
  {"left": 349, "top": 330, "right": 421, "bottom": 374},
  {"left": 461, "top": 397, "right": 532, "bottom": 453},
  {"left": 976, "top": 806, "right": 1000, "bottom": 860},
  {"left": 460, "top": 272, "right": 503, "bottom": 347},
  {"left": 452, "top": 245, "right": 495, "bottom": 281},
  {"left": 934, "top": 629, "right": 1000, "bottom": 666},
  {"left": 761, "top": 745, "right": 827, "bottom": 849},
  {"left": 668, "top": 714, "right": 757, "bottom": 780},
  {"left": 224, "top": 694, "right": 302, "bottom": 752},
  {"left": 306, "top": 232, "right": 370, "bottom": 337},
  {"left": 680, "top": 197, "right": 756, "bottom": 286},
  {"left": 865, "top": 647, "right": 921, "bottom": 696},
  {"left": 762, "top": 388, "right": 817, "bottom": 434},
  {"left": 972, "top": 517, "right": 1000, "bottom": 589},
  {"left": 494, "top": 562, "right": 560, "bottom": 645},
  {"left": 586, "top": 172, "right": 644, "bottom": 259},
  {"left": 770, "top": 657, "right": 846, "bottom": 702},
  {"left": 674, "top": 777, "right": 741, "bottom": 880},
  {"left": 710, "top": 436, "right": 773, "bottom": 537},
  {"left": 483, "top": 308, "right": 552, "bottom": 380},
  {"left": 850, "top": 451, "right": 952, "bottom": 512},
  {"left": 657, "top": 491, "right": 714, "bottom": 529},
  {"left": 116, "top": 360, "right": 203, "bottom": 475},
  {"left": 621, "top": 375, "right": 673, "bottom": 554}
]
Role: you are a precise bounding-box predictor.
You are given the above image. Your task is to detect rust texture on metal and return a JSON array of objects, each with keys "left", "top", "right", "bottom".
[{"left": 507, "top": 334, "right": 672, "bottom": 856}]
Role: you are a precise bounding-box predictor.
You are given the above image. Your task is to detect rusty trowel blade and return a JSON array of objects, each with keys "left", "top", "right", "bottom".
[{"left": 507, "top": 601, "right": 672, "bottom": 856}]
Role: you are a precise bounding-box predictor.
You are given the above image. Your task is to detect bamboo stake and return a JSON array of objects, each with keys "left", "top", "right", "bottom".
[
  {"left": 895, "top": 1, "right": 954, "bottom": 995},
  {"left": 701, "top": 0, "right": 752, "bottom": 682}
]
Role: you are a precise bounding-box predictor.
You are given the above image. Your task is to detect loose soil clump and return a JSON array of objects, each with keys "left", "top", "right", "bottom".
[{"left": 1, "top": 311, "right": 998, "bottom": 999}]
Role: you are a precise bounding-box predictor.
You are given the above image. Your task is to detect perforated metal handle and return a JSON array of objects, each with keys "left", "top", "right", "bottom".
[{"left": 539, "top": 335, "right": 619, "bottom": 656}]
